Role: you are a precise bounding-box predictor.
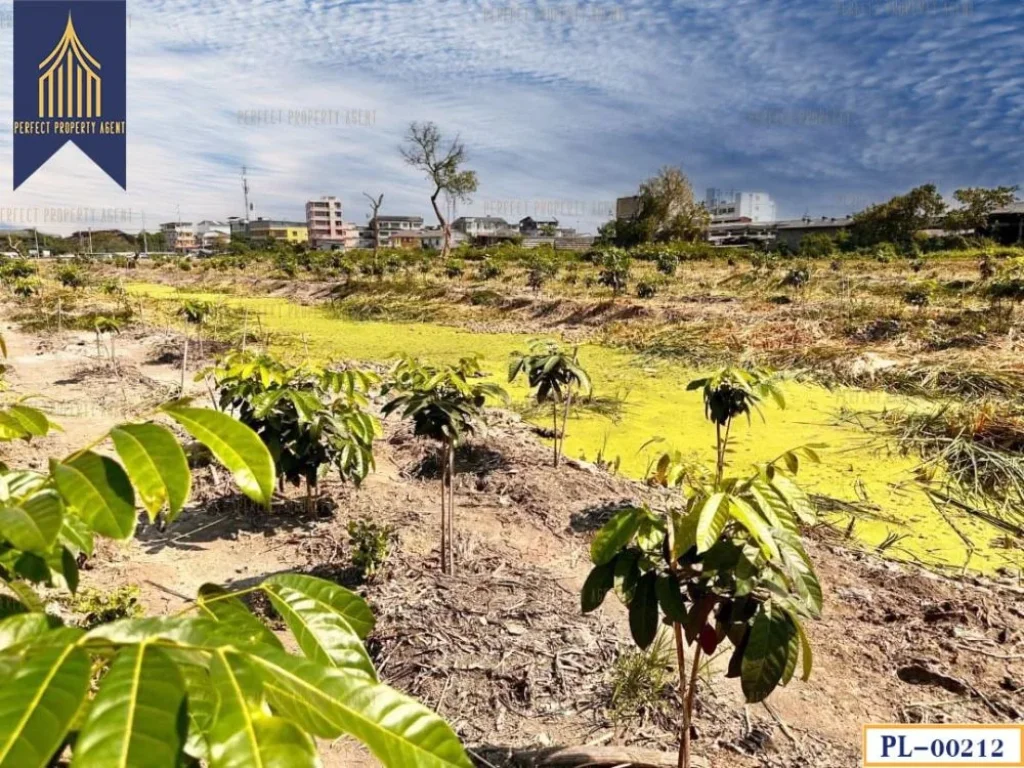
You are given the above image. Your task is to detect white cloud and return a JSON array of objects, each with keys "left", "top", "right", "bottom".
[{"left": 0, "top": 0, "right": 1021, "bottom": 233}]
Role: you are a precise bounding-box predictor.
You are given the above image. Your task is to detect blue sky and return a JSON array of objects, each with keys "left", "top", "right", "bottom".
[{"left": 0, "top": 0, "right": 1022, "bottom": 234}]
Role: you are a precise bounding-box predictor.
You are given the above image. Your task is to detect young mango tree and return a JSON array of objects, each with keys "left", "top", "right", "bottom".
[
  {"left": 583, "top": 367, "right": 823, "bottom": 768},
  {"left": 509, "top": 341, "right": 592, "bottom": 467},
  {"left": 382, "top": 355, "right": 507, "bottom": 574},
  {"left": 93, "top": 316, "right": 121, "bottom": 367},
  {"left": 212, "top": 351, "right": 380, "bottom": 513},
  {"left": 0, "top": 355, "right": 471, "bottom": 767},
  {"left": 177, "top": 299, "right": 213, "bottom": 393}
]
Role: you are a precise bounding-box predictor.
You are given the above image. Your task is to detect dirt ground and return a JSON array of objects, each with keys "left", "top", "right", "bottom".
[{"left": 2, "top": 313, "right": 1021, "bottom": 768}]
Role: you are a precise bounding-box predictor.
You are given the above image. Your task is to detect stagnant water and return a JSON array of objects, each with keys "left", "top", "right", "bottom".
[{"left": 130, "top": 284, "right": 1020, "bottom": 574}]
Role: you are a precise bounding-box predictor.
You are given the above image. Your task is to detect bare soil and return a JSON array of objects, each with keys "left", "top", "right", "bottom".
[{"left": 2, "top": 312, "right": 1021, "bottom": 768}]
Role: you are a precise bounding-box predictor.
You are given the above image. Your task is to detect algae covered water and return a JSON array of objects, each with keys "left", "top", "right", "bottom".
[{"left": 131, "top": 284, "right": 1020, "bottom": 574}]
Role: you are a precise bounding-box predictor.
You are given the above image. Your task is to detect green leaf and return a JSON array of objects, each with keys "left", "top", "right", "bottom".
[
  {"left": 160, "top": 405, "right": 274, "bottom": 508},
  {"left": 695, "top": 493, "right": 728, "bottom": 553},
  {"left": 59, "top": 514, "right": 94, "bottom": 558},
  {"left": 740, "top": 605, "right": 795, "bottom": 703},
  {"left": 261, "top": 574, "right": 374, "bottom": 640},
  {"left": 0, "top": 642, "right": 92, "bottom": 768},
  {"left": 73, "top": 645, "right": 188, "bottom": 768},
  {"left": 628, "top": 572, "right": 659, "bottom": 650},
  {"left": 262, "top": 582, "right": 376, "bottom": 679},
  {"left": 770, "top": 474, "right": 815, "bottom": 525},
  {"left": 656, "top": 573, "right": 687, "bottom": 623},
  {"left": 580, "top": 560, "right": 615, "bottom": 614},
  {"left": 795, "top": 614, "right": 813, "bottom": 682},
  {"left": 728, "top": 497, "right": 780, "bottom": 560},
  {"left": 780, "top": 619, "right": 800, "bottom": 686},
  {"left": 4, "top": 406, "right": 50, "bottom": 438},
  {"left": 590, "top": 507, "right": 644, "bottom": 566},
  {"left": 0, "top": 614, "right": 58, "bottom": 652},
  {"left": 197, "top": 585, "right": 283, "bottom": 651},
  {"left": 612, "top": 550, "right": 640, "bottom": 603},
  {"left": 110, "top": 424, "right": 192, "bottom": 523},
  {"left": 776, "top": 531, "right": 823, "bottom": 618},
  {"left": 178, "top": 661, "right": 216, "bottom": 762},
  {"left": 208, "top": 652, "right": 316, "bottom": 768},
  {"left": 52, "top": 452, "right": 136, "bottom": 540},
  {"left": 247, "top": 648, "right": 473, "bottom": 768},
  {"left": 0, "top": 491, "right": 63, "bottom": 552},
  {"left": 0, "top": 595, "right": 27, "bottom": 621},
  {"left": 671, "top": 508, "right": 698, "bottom": 559}
]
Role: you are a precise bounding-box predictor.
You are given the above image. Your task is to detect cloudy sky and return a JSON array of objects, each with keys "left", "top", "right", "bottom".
[{"left": 0, "top": 0, "right": 1021, "bottom": 235}]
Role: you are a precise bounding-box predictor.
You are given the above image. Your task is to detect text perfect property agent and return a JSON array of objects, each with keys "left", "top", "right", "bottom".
[{"left": 14, "top": 119, "right": 126, "bottom": 135}]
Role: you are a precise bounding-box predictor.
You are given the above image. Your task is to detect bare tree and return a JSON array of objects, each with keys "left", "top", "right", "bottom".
[
  {"left": 363, "top": 192, "right": 384, "bottom": 276},
  {"left": 400, "top": 122, "right": 478, "bottom": 258}
]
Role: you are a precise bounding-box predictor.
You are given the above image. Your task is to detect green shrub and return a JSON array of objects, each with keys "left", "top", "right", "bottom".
[
  {"left": 444, "top": 259, "right": 465, "bottom": 279},
  {"left": 636, "top": 281, "right": 657, "bottom": 299},
  {"left": 598, "top": 249, "right": 631, "bottom": 296},
  {"left": 798, "top": 232, "right": 835, "bottom": 258},
  {"left": 348, "top": 517, "right": 395, "bottom": 581},
  {"left": 57, "top": 265, "right": 86, "bottom": 289},
  {"left": 64, "top": 585, "right": 143, "bottom": 629},
  {"left": 655, "top": 251, "right": 679, "bottom": 276}
]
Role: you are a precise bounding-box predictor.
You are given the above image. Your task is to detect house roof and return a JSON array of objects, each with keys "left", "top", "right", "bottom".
[
  {"left": 992, "top": 202, "right": 1024, "bottom": 215},
  {"left": 775, "top": 217, "right": 854, "bottom": 230},
  {"left": 455, "top": 216, "right": 509, "bottom": 225},
  {"left": 249, "top": 220, "right": 306, "bottom": 228}
]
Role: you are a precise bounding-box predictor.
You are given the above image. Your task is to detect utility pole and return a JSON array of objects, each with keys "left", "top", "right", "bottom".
[
  {"left": 141, "top": 212, "right": 148, "bottom": 254},
  {"left": 242, "top": 166, "right": 251, "bottom": 223},
  {"left": 88, "top": 227, "right": 93, "bottom": 255},
  {"left": 33, "top": 227, "right": 40, "bottom": 258}
]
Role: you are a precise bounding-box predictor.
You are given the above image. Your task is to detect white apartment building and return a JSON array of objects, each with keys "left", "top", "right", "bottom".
[
  {"left": 452, "top": 216, "right": 509, "bottom": 235},
  {"left": 160, "top": 222, "right": 197, "bottom": 252},
  {"left": 195, "top": 220, "right": 230, "bottom": 250},
  {"left": 305, "top": 196, "right": 344, "bottom": 247},
  {"left": 705, "top": 189, "right": 777, "bottom": 223}
]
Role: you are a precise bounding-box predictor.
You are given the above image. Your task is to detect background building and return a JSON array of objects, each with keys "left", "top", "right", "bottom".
[
  {"left": 706, "top": 190, "right": 777, "bottom": 223},
  {"left": 615, "top": 196, "right": 641, "bottom": 220},
  {"left": 195, "top": 220, "right": 230, "bottom": 250},
  {"left": 306, "top": 196, "right": 344, "bottom": 247},
  {"left": 160, "top": 222, "right": 196, "bottom": 252},
  {"left": 452, "top": 216, "right": 509, "bottom": 235},
  {"left": 244, "top": 218, "right": 309, "bottom": 244},
  {"left": 367, "top": 215, "right": 424, "bottom": 246},
  {"left": 774, "top": 217, "right": 853, "bottom": 251}
]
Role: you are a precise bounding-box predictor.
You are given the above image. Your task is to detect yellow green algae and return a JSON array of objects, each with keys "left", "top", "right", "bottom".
[{"left": 128, "top": 283, "right": 1021, "bottom": 575}]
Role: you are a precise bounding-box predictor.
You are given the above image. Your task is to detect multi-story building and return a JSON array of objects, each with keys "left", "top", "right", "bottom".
[
  {"left": 305, "top": 196, "right": 344, "bottom": 247},
  {"left": 452, "top": 216, "right": 509, "bottom": 235},
  {"left": 366, "top": 215, "right": 424, "bottom": 246},
  {"left": 195, "top": 220, "right": 230, "bottom": 250},
  {"left": 615, "top": 196, "right": 641, "bottom": 220},
  {"left": 245, "top": 218, "right": 309, "bottom": 244},
  {"left": 160, "top": 222, "right": 197, "bottom": 252},
  {"left": 705, "top": 190, "right": 777, "bottom": 223}
]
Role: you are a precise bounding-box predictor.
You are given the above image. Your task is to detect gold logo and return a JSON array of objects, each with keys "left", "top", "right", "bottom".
[{"left": 38, "top": 13, "right": 101, "bottom": 119}]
